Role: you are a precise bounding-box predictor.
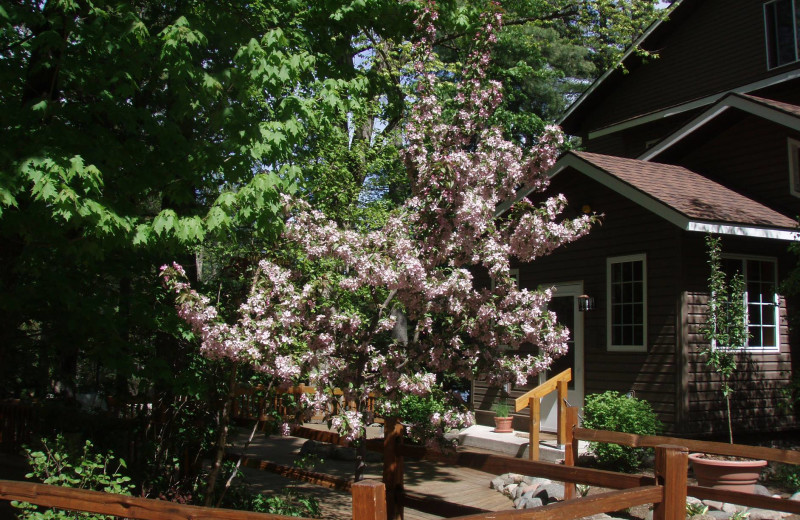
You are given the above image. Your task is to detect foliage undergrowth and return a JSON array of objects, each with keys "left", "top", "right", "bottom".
[
  {"left": 583, "top": 391, "right": 662, "bottom": 472},
  {"left": 772, "top": 464, "right": 800, "bottom": 493},
  {"left": 13, "top": 435, "right": 134, "bottom": 520},
  {"left": 398, "top": 387, "right": 472, "bottom": 446}
]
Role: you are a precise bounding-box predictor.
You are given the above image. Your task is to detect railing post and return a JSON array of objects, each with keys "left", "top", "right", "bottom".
[
  {"left": 557, "top": 379, "right": 568, "bottom": 445},
  {"left": 352, "top": 480, "right": 387, "bottom": 520},
  {"left": 653, "top": 445, "right": 688, "bottom": 520},
  {"left": 562, "top": 406, "right": 579, "bottom": 501},
  {"left": 382, "top": 417, "right": 404, "bottom": 520},
  {"left": 528, "top": 397, "right": 540, "bottom": 461}
]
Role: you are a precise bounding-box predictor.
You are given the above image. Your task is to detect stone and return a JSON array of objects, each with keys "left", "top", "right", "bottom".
[
  {"left": 521, "top": 497, "right": 543, "bottom": 509},
  {"left": 528, "top": 477, "right": 552, "bottom": 487},
  {"left": 490, "top": 477, "right": 505, "bottom": 490},
  {"left": 753, "top": 485, "right": 772, "bottom": 497},
  {"left": 505, "top": 483, "right": 518, "bottom": 497},
  {"left": 521, "top": 484, "right": 539, "bottom": 495},
  {"left": 522, "top": 489, "right": 537, "bottom": 500},
  {"left": 514, "top": 485, "right": 526, "bottom": 499},
  {"left": 687, "top": 496, "right": 704, "bottom": 505},
  {"left": 535, "top": 483, "right": 565, "bottom": 503},
  {"left": 790, "top": 492, "right": 800, "bottom": 501},
  {"left": 692, "top": 514, "right": 723, "bottom": 520},
  {"left": 721, "top": 503, "right": 747, "bottom": 514},
  {"left": 706, "top": 511, "right": 732, "bottom": 520},
  {"left": 746, "top": 508, "right": 784, "bottom": 520},
  {"left": 703, "top": 500, "right": 724, "bottom": 511},
  {"left": 513, "top": 497, "right": 523, "bottom": 508}
]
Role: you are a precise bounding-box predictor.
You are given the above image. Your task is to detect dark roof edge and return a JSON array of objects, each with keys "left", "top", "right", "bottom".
[{"left": 638, "top": 92, "right": 800, "bottom": 161}]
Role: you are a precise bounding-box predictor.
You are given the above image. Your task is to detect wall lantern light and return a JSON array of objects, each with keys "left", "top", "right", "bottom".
[{"left": 578, "top": 294, "right": 594, "bottom": 312}]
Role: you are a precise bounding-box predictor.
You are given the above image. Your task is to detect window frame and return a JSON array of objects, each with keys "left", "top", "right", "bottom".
[
  {"left": 764, "top": 0, "right": 800, "bottom": 69},
  {"left": 789, "top": 138, "right": 800, "bottom": 197},
  {"left": 606, "top": 253, "right": 648, "bottom": 352},
  {"left": 719, "top": 254, "right": 781, "bottom": 353}
]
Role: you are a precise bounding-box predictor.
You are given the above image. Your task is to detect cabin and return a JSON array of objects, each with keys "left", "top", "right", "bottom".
[{"left": 474, "top": 0, "right": 800, "bottom": 437}]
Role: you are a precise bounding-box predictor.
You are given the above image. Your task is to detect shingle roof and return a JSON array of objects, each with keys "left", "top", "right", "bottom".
[
  {"left": 737, "top": 94, "right": 800, "bottom": 119},
  {"left": 571, "top": 151, "right": 798, "bottom": 229}
]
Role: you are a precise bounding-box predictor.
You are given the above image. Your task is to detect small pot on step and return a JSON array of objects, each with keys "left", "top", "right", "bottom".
[{"left": 493, "top": 402, "right": 513, "bottom": 433}]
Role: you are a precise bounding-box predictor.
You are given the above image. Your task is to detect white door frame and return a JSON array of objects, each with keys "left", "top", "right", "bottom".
[{"left": 539, "top": 281, "right": 585, "bottom": 432}]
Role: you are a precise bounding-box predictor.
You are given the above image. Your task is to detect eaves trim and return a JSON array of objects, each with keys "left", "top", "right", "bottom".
[
  {"left": 639, "top": 93, "right": 800, "bottom": 160},
  {"left": 586, "top": 68, "right": 800, "bottom": 140}
]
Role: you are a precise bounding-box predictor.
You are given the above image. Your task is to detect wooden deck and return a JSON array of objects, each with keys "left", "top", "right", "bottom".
[{"left": 228, "top": 428, "right": 513, "bottom": 520}]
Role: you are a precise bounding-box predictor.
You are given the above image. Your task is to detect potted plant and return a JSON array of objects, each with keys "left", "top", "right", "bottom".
[
  {"left": 493, "top": 401, "right": 513, "bottom": 433},
  {"left": 691, "top": 235, "right": 767, "bottom": 492}
]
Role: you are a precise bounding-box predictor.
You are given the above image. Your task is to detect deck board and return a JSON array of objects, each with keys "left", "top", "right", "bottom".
[{"left": 229, "top": 428, "right": 515, "bottom": 519}]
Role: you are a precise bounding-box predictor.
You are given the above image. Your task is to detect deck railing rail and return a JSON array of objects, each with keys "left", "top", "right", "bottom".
[{"left": 3, "top": 391, "right": 799, "bottom": 520}]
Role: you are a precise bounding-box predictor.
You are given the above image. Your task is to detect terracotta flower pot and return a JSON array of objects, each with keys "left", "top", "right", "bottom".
[
  {"left": 493, "top": 416, "right": 513, "bottom": 433},
  {"left": 689, "top": 453, "right": 767, "bottom": 493}
]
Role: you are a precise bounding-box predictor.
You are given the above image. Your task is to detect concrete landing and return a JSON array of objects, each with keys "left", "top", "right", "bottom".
[{"left": 455, "top": 425, "right": 589, "bottom": 462}]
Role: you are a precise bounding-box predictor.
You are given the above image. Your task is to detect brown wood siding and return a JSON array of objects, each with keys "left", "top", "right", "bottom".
[
  {"left": 473, "top": 169, "right": 684, "bottom": 432},
  {"left": 669, "top": 116, "right": 800, "bottom": 219},
  {"left": 680, "top": 233, "right": 796, "bottom": 437},
  {"left": 581, "top": 0, "right": 800, "bottom": 136}
]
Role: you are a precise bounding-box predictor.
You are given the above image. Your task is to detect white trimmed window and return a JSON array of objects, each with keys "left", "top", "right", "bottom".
[
  {"left": 722, "top": 256, "right": 780, "bottom": 352},
  {"left": 764, "top": 0, "right": 800, "bottom": 69},
  {"left": 789, "top": 138, "right": 800, "bottom": 196},
  {"left": 607, "top": 254, "right": 647, "bottom": 352}
]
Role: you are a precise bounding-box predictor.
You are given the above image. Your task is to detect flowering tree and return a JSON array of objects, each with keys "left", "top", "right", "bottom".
[{"left": 161, "top": 2, "right": 593, "bottom": 479}]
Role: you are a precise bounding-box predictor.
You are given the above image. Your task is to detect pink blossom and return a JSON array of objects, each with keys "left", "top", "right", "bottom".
[{"left": 160, "top": 0, "right": 594, "bottom": 445}]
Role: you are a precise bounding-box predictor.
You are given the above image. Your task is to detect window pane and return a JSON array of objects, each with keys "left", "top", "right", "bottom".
[
  {"left": 633, "top": 281, "right": 643, "bottom": 301},
  {"left": 732, "top": 257, "right": 780, "bottom": 350},
  {"left": 633, "top": 261, "right": 643, "bottom": 281},
  {"left": 763, "top": 305, "right": 776, "bottom": 325},
  {"left": 765, "top": 0, "right": 798, "bottom": 67},
  {"left": 609, "top": 258, "right": 645, "bottom": 347},
  {"left": 763, "top": 327, "right": 776, "bottom": 347},
  {"left": 633, "top": 325, "right": 644, "bottom": 345}
]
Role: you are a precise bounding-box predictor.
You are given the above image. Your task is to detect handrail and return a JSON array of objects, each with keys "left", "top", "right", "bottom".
[
  {"left": 514, "top": 369, "right": 572, "bottom": 409},
  {"left": 512, "top": 368, "right": 571, "bottom": 460}
]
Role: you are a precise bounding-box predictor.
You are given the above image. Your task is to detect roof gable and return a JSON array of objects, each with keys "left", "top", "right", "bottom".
[
  {"left": 559, "top": 0, "right": 800, "bottom": 138},
  {"left": 500, "top": 152, "right": 798, "bottom": 241},
  {"left": 640, "top": 93, "right": 800, "bottom": 161}
]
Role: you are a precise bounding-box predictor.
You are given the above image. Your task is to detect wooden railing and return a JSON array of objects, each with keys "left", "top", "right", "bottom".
[
  {"left": 562, "top": 405, "right": 800, "bottom": 513},
  {"left": 232, "top": 385, "right": 381, "bottom": 428},
  {"left": 0, "top": 478, "right": 387, "bottom": 520},
  {"left": 231, "top": 418, "right": 688, "bottom": 520},
  {"left": 5, "top": 408, "right": 798, "bottom": 520},
  {"left": 513, "top": 368, "right": 571, "bottom": 461}
]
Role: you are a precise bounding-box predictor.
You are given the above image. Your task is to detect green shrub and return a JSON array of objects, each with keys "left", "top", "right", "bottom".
[
  {"left": 13, "top": 435, "right": 134, "bottom": 520},
  {"left": 397, "top": 388, "right": 472, "bottom": 446},
  {"left": 582, "top": 391, "right": 662, "bottom": 472}
]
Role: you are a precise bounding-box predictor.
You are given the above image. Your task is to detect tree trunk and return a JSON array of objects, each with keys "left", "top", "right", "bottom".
[{"left": 203, "top": 364, "right": 238, "bottom": 506}]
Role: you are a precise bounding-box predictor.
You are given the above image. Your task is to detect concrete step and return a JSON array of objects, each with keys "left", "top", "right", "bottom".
[{"left": 455, "top": 425, "right": 589, "bottom": 463}]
